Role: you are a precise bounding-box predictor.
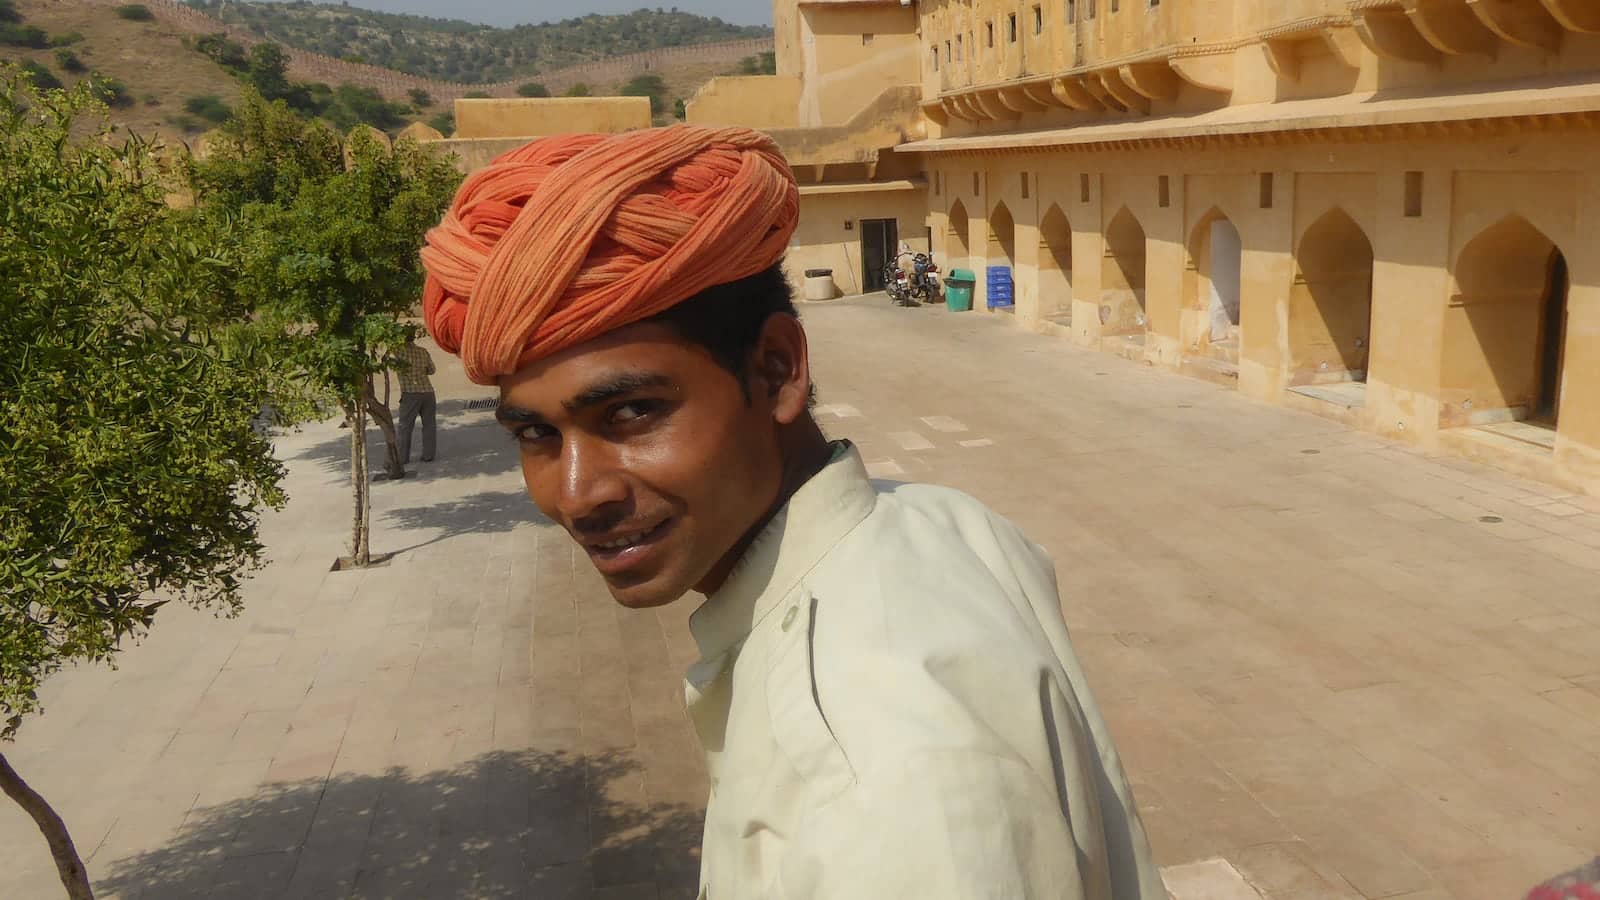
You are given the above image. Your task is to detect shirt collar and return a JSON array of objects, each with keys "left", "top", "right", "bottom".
[{"left": 687, "top": 441, "right": 876, "bottom": 663}]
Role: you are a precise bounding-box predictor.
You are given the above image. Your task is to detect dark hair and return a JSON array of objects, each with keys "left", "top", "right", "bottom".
[{"left": 646, "top": 262, "right": 816, "bottom": 406}]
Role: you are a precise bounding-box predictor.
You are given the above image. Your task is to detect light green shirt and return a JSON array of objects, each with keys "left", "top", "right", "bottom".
[{"left": 685, "top": 445, "right": 1163, "bottom": 899}]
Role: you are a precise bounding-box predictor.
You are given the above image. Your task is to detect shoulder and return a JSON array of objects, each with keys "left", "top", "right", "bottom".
[{"left": 795, "top": 481, "right": 1064, "bottom": 767}]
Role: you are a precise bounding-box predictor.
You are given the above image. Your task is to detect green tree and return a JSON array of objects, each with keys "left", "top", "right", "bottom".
[
  {"left": 0, "top": 0, "right": 18, "bottom": 24},
  {"left": 407, "top": 86, "right": 432, "bottom": 107},
  {"left": 183, "top": 93, "right": 231, "bottom": 123},
  {"left": 20, "top": 59, "right": 59, "bottom": 90},
  {"left": 564, "top": 82, "right": 591, "bottom": 97},
  {"left": 53, "top": 48, "right": 84, "bottom": 73},
  {"left": 247, "top": 41, "right": 290, "bottom": 101},
  {"left": 0, "top": 23, "right": 48, "bottom": 48},
  {"left": 426, "top": 109, "right": 454, "bottom": 135},
  {"left": 515, "top": 80, "right": 548, "bottom": 97},
  {"left": 87, "top": 71, "right": 133, "bottom": 108},
  {"left": 621, "top": 72, "right": 667, "bottom": 115},
  {"left": 0, "top": 69, "right": 285, "bottom": 900},
  {"left": 187, "top": 92, "right": 461, "bottom": 566},
  {"left": 114, "top": 3, "right": 155, "bottom": 21}
]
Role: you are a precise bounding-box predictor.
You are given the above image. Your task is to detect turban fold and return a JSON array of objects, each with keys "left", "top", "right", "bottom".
[{"left": 419, "top": 125, "right": 800, "bottom": 385}]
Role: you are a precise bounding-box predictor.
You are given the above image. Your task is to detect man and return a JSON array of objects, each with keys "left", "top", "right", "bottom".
[
  {"left": 394, "top": 336, "right": 437, "bottom": 463},
  {"left": 420, "top": 126, "right": 1162, "bottom": 899}
]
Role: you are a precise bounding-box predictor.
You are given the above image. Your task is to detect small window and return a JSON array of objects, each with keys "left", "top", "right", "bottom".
[
  {"left": 1088, "top": 0, "right": 1097, "bottom": 19},
  {"left": 955, "top": 35, "right": 963, "bottom": 61},
  {"left": 931, "top": 46, "right": 940, "bottom": 70},
  {"left": 862, "top": 33, "right": 874, "bottom": 46},
  {"left": 1111, "top": 0, "right": 1119, "bottom": 12},
  {"left": 1021, "top": 172, "right": 1030, "bottom": 199},
  {"left": 1008, "top": 13, "right": 1018, "bottom": 42},
  {"left": 945, "top": 40, "right": 952, "bottom": 62},
  {"left": 1150, "top": 0, "right": 1159, "bottom": 6},
  {"left": 987, "top": 22, "right": 995, "bottom": 48},
  {"left": 1066, "top": 0, "right": 1076, "bottom": 24},
  {"left": 1259, "top": 172, "right": 1275, "bottom": 209},
  {"left": 1079, "top": 173, "right": 1090, "bottom": 203},
  {"left": 1033, "top": 5, "right": 1044, "bottom": 34},
  {"left": 1404, "top": 171, "right": 1423, "bottom": 217},
  {"left": 973, "top": 172, "right": 981, "bottom": 195},
  {"left": 1158, "top": 175, "right": 1170, "bottom": 208}
]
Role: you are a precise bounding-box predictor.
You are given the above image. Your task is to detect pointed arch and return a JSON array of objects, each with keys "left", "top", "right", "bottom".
[
  {"left": 1039, "top": 204, "right": 1073, "bottom": 320},
  {"left": 1185, "top": 206, "right": 1242, "bottom": 349},
  {"left": 1101, "top": 207, "right": 1148, "bottom": 335},
  {"left": 988, "top": 201, "right": 1017, "bottom": 266},
  {"left": 1289, "top": 207, "right": 1375, "bottom": 384},
  {"left": 947, "top": 199, "right": 971, "bottom": 259},
  {"left": 1442, "top": 214, "right": 1568, "bottom": 426}
]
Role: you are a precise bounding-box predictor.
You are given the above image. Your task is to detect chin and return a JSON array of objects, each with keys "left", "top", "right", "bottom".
[{"left": 601, "top": 573, "right": 693, "bottom": 610}]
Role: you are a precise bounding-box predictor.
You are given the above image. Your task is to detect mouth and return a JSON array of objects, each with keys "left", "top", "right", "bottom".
[{"left": 582, "top": 517, "right": 676, "bottom": 578}]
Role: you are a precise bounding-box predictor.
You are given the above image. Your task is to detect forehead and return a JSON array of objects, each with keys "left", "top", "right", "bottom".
[{"left": 498, "top": 321, "right": 718, "bottom": 402}]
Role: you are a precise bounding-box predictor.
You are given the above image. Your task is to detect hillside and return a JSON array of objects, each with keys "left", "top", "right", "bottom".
[
  {"left": 183, "top": 0, "right": 769, "bottom": 84},
  {"left": 0, "top": 0, "right": 773, "bottom": 142},
  {"left": 0, "top": 0, "right": 244, "bottom": 140}
]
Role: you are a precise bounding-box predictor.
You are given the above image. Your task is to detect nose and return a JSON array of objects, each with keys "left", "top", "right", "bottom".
[{"left": 555, "top": 434, "right": 628, "bottom": 527}]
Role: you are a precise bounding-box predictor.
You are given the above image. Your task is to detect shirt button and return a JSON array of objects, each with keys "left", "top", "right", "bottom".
[{"left": 781, "top": 606, "right": 799, "bottom": 631}]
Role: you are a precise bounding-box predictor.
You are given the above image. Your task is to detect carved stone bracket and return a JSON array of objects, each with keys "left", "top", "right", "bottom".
[
  {"left": 1051, "top": 76, "right": 1101, "bottom": 111},
  {"left": 1169, "top": 51, "right": 1235, "bottom": 93},
  {"left": 1097, "top": 70, "right": 1149, "bottom": 114},
  {"left": 998, "top": 85, "right": 1049, "bottom": 114},
  {"left": 1352, "top": 1, "right": 1444, "bottom": 63},
  {"left": 1538, "top": 0, "right": 1600, "bottom": 31},
  {"left": 1323, "top": 25, "right": 1367, "bottom": 67},
  {"left": 1404, "top": 0, "right": 1499, "bottom": 54},
  {"left": 922, "top": 101, "right": 951, "bottom": 126},
  {"left": 971, "top": 90, "right": 1021, "bottom": 121},
  {"left": 1022, "top": 82, "right": 1063, "bottom": 109},
  {"left": 1466, "top": 0, "right": 1563, "bottom": 51},
  {"left": 1119, "top": 61, "right": 1181, "bottom": 101}
]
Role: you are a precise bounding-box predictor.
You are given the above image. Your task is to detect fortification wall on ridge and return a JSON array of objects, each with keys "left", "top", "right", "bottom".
[{"left": 131, "top": 0, "right": 771, "bottom": 102}]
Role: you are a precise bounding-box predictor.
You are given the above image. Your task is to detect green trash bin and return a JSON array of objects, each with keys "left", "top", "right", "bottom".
[{"left": 945, "top": 268, "right": 976, "bottom": 312}]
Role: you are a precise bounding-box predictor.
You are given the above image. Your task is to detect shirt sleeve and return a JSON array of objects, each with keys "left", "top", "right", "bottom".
[{"left": 774, "top": 749, "right": 1095, "bottom": 900}]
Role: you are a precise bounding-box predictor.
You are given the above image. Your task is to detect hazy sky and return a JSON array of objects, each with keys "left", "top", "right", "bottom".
[{"left": 267, "top": 0, "right": 774, "bottom": 27}]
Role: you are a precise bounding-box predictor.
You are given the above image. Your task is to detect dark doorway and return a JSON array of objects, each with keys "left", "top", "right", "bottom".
[
  {"left": 861, "top": 218, "right": 898, "bottom": 292},
  {"left": 1537, "top": 251, "right": 1569, "bottom": 422}
]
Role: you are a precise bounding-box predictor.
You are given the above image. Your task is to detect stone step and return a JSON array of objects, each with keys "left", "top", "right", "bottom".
[{"left": 1181, "top": 354, "right": 1239, "bottom": 387}]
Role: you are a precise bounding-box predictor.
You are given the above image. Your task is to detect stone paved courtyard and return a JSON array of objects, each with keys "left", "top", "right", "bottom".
[{"left": 4, "top": 297, "right": 1600, "bottom": 899}]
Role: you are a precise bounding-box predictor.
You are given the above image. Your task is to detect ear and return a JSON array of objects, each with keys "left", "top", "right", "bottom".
[{"left": 751, "top": 313, "right": 812, "bottom": 426}]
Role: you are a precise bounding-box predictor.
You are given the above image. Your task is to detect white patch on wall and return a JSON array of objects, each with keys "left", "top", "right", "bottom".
[{"left": 959, "top": 438, "right": 995, "bottom": 448}]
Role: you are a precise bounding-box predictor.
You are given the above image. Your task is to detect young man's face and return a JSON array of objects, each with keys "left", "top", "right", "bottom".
[{"left": 497, "top": 319, "right": 803, "bottom": 609}]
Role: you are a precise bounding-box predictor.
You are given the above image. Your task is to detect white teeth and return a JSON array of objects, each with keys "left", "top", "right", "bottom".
[{"left": 597, "top": 531, "right": 645, "bottom": 551}]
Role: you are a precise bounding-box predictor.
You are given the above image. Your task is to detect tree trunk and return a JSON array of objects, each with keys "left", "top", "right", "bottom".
[
  {"left": 363, "top": 378, "right": 405, "bottom": 481},
  {"left": 0, "top": 751, "right": 94, "bottom": 900},
  {"left": 349, "top": 394, "right": 371, "bottom": 567}
]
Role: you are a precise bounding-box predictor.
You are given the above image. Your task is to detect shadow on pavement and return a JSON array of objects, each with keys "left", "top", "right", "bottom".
[
  {"left": 98, "top": 749, "right": 702, "bottom": 900},
  {"left": 287, "top": 404, "right": 520, "bottom": 485},
  {"left": 382, "top": 489, "right": 551, "bottom": 556}
]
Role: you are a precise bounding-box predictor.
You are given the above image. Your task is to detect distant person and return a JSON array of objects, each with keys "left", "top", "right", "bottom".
[
  {"left": 394, "top": 337, "right": 437, "bottom": 463},
  {"left": 417, "top": 126, "right": 1162, "bottom": 899}
]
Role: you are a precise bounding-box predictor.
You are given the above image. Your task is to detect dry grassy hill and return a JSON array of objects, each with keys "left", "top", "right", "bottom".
[
  {"left": 3, "top": 0, "right": 242, "bottom": 140},
  {"left": 1, "top": 0, "right": 772, "bottom": 141}
]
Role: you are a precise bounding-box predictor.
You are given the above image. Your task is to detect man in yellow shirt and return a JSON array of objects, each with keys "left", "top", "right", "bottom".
[{"left": 418, "top": 127, "right": 1162, "bottom": 899}]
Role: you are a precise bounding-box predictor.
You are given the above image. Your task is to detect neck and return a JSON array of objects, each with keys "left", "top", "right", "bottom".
[{"left": 696, "top": 416, "right": 833, "bottom": 596}]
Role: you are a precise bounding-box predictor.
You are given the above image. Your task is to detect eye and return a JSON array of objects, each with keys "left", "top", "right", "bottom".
[
  {"left": 608, "top": 400, "right": 661, "bottom": 425},
  {"left": 513, "top": 423, "right": 558, "bottom": 445}
]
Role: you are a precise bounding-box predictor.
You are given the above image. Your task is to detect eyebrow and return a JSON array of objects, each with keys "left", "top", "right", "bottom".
[{"left": 495, "top": 371, "right": 673, "bottom": 427}]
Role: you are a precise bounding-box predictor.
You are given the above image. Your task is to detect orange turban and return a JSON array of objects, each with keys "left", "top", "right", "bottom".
[{"left": 419, "top": 125, "right": 800, "bottom": 385}]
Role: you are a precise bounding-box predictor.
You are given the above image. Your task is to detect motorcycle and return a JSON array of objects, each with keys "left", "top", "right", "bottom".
[
  {"left": 909, "top": 252, "right": 941, "bottom": 303},
  {"left": 883, "top": 261, "right": 916, "bottom": 306}
]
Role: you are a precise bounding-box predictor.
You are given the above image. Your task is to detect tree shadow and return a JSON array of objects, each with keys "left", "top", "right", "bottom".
[
  {"left": 98, "top": 748, "right": 703, "bottom": 900},
  {"left": 382, "top": 490, "right": 552, "bottom": 556},
  {"left": 286, "top": 400, "right": 518, "bottom": 485}
]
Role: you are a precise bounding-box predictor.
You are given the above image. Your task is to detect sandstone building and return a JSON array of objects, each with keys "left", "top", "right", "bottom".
[{"left": 682, "top": 0, "right": 1600, "bottom": 496}]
